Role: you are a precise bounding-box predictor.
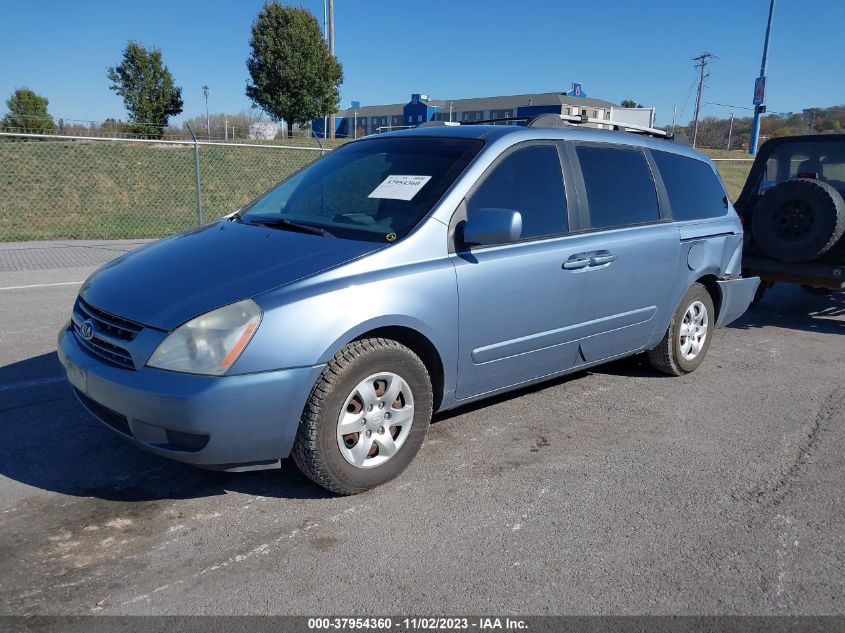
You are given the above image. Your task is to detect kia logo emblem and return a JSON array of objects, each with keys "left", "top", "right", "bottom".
[{"left": 79, "top": 320, "right": 95, "bottom": 341}]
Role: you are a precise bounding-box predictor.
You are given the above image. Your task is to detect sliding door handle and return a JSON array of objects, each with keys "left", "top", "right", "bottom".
[{"left": 563, "top": 254, "right": 590, "bottom": 270}]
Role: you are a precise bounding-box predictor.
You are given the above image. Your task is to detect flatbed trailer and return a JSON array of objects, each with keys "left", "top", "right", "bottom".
[
  {"left": 742, "top": 255, "right": 844, "bottom": 305},
  {"left": 742, "top": 255, "right": 845, "bottom": 290}
]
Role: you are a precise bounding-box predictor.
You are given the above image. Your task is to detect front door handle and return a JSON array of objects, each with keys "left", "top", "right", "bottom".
[
  {"left": 589, "top": 251, "right": 617, "bottom": 266},
  {"left": 563, "top": 254, "right": 590, "bottom": 270}
]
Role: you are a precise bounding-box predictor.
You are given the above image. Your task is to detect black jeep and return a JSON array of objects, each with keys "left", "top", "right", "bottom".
[{"left": 736, "top": 134, "right": 845, "bottom": 304}]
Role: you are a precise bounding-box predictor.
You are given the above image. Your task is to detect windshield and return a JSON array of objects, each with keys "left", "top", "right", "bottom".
[{"left": 239, "top": 136, "right": 483, "bottom": 242}]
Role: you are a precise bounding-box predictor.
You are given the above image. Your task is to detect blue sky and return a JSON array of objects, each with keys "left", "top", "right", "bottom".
[{"left": 1, "top": 0, "right": 842, "bottom": 127}]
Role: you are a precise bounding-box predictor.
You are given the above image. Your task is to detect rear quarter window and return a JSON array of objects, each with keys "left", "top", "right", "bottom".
[{"left": 652, "top": 151, "right": 728, "bottom": 221}]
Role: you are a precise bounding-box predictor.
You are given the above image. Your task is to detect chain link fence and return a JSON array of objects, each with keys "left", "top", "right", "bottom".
[{"left": 0, "top": 131, "right": 326, "bottom": 242}]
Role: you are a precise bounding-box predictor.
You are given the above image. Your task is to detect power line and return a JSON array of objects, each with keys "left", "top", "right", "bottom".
[
  {"left": 676, "top": 72, "right": 699, "bottom": 123},
  {"left": 691, "top": 52, "right": 717, "bottom": 148},
  {"left": 705, "top": 102, "right": 754, "bottom": 111}
]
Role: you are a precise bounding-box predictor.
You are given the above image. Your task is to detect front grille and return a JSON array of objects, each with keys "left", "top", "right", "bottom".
[
  {"left": 74, "top": 388, "right": 132, "bottom": 437},
  {"left": 72, "top": 297, "right": 142, "bottom": 370},
  {"left": 76, "top": 297, "right": 142, "bottom": 340}
]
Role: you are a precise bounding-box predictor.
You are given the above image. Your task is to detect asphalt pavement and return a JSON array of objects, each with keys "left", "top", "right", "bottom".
[{"left": 0, "top": 241, "right": 842, "bottom": 616}]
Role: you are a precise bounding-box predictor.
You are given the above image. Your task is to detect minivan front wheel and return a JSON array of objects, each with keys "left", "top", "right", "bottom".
[
  {"left": 647, "top": 283, "right": 715, "bottom": 376},
  {"left": 292, "top": 338, "right": 433, "bottom": 495}
]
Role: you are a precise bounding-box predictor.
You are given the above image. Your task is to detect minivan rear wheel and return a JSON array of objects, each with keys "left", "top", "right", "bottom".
[
  {"left": 647, "top": 283, "right": 715, "bottom": 376},
  {"left": 292, "top": 338, "right": 433, "bottom": 495}
]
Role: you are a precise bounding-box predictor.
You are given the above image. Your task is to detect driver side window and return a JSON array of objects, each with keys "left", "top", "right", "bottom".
[{"left": 467, "top": 144, "right": 568, "bottom": 241}]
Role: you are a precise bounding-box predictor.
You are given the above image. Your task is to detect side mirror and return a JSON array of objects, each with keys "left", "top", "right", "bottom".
[{"left": 462, "top": 208, "right": 523, "bottom": 246}]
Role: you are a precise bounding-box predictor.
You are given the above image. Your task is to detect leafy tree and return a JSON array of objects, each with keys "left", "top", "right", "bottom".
[
  {"left": 620, "top": 99, "right": 644, "bottom": 108},
  {"left": 676, "top": 103, "right": 845, "bottom": 149},
  {"left": 107, "top": 41, "right": 183, "bottom": 137},
  {"left": 2, "top": 88, "right": 56, "bottom": 131},
  {"left": 99, "top": 118, "right": 128, "bottom": 136},
  {"left": 246, "top": 2, "right": 343, "bottom": 135}
]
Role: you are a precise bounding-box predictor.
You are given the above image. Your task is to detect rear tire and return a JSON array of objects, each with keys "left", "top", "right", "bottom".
[
  {"left": 292, "top": 338, "right": 433, "bottom": 495},
  {"left": 647, "top": 283, "right": 715, "bottom": 376}
]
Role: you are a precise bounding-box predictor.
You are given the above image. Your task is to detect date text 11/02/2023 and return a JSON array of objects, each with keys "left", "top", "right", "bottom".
[{"left": 307, "top": 617, "right": 528, "bottom": 630}]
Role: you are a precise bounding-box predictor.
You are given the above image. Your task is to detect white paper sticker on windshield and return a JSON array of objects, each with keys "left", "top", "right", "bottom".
[{"left": 368, "top": 175, "right": 432, "bottom": 201}]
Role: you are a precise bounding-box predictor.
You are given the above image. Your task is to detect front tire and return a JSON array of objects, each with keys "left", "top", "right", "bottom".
[
  {"left": 647, "top": 283, "right": 715, "bottom": 376},
  {"left": 292, "top": 338, "right": 433, "bottom": 495}
]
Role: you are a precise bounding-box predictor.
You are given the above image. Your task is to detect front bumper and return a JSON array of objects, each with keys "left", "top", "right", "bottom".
[
  {"left": 715, "top": 276, "right": 761, "bottom": 328},
  {"left": 57, "top": 323, "right": 324, "bottom": 470}
]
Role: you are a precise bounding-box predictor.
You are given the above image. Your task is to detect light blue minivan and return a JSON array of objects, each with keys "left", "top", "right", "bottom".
[{"left": 58, "top": 122, "right": 759, "bottom": 494}]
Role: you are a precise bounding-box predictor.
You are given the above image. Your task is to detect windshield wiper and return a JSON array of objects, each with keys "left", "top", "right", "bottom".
[{"left": 246, "top": 217, "right": 335, "bottom": 237}]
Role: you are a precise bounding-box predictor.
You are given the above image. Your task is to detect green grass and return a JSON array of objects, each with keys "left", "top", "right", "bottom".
[
  {"left": 712, "top": 161, "right": 753, "bottom": 202},
  {"left": 700, "top": 149, "right": 754, "bottom": 202},
  {"left": 0, "top": 139, "right": 754, "bottom": 242}
]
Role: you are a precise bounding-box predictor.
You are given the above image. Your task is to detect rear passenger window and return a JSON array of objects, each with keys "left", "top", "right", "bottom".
[
  {"left": 576, "top": 146, "right": 659, "bottom": 229},
  {"left": 652, "top": 151, "right": 728, "bottom": 220},
  {"left": 468, "top": 144, "right": 567, "bottom": 240}
]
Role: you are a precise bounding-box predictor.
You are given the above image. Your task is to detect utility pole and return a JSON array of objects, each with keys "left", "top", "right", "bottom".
[
  {"left": 691, "top": 52, "right": 715, "bottom": 148},
  {"left": 727, "top": 109, "right": 735, "bottom": 150},
  {"left": 749, "top": 0, "right": 775, "bottom": 155},
  {"left": 328, "top": 0, "right": 335, "bottom": 140},
  {"left": 202, "top": 85, "right": 210, "bottom": 140}
]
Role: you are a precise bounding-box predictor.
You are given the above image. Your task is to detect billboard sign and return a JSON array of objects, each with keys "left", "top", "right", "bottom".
[
  {"left": 566, "top": 82, "right": 587, "bottom": 98},
  {"left": 753, "top": 77, "right": 766, "bottom": 106}
]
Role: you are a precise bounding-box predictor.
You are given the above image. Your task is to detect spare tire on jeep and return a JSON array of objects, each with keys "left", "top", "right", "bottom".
[{"left": 751, "top": 178, "right": 845, "bottom": 262}]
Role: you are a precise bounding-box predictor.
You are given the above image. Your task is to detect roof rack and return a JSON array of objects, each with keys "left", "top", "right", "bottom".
[
  {"left": 542, "top": 113, "right": 673, "bottom": 139},
  {"left": 416, "top": 113, "right": 673, "bottom": 141},
  {"left": 415, "top": 120, "right": 462, "bottom": 128},
  {"left": 458, "top": 116, "right": 533, "bottom": 126}
]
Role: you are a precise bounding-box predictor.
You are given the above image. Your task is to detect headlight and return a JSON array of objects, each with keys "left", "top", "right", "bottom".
[{"left": 147, "top": 299, "right": 262, "bottom": 376}]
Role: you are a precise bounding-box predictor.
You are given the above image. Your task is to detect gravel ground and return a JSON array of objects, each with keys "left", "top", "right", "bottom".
[{"left": 0, "top": 252, "right": 842, "bottom": 616}]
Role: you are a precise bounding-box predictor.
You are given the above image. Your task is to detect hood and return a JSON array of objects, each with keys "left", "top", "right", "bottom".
[{"left": 80, "top": 221, "right": 382, "bottom": 330}]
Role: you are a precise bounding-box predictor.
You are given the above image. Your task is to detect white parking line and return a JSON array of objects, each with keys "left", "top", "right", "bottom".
[
  {"left": 0, "top": 281, "right": 83, "bottom": 291},
  {"left": 0, "top": 376, "right": 65, "bottom": 392}
]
